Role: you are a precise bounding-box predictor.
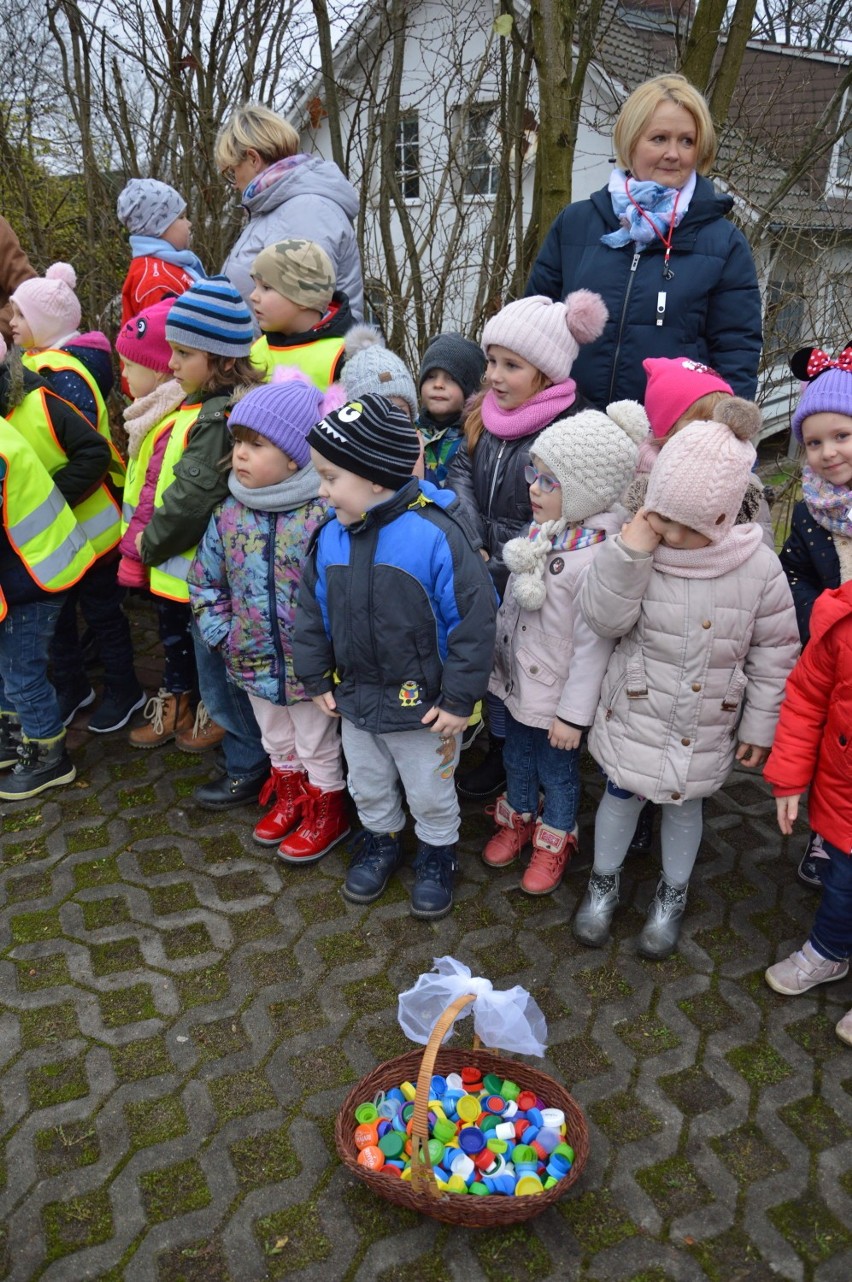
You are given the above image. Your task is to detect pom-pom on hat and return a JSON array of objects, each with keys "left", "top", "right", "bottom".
[
  {"left": 308, "top": 393, "right": 420, "bottom": 490},
  {"left": 534, "top": 401, "right": 647, "bottom": 525},
  {"left": 643, "top": 357, "right": 733, "bottom": 439},
  {"left": 229, "top": 369, "right": 327, "bottom": 468},
  {"left": 480, "top": 290, "right": 607, "bottom": 384},
  {"left": 419, "top": 332, "right": 486, "bottom": 401},
  {"left": 342, "top": 325, "right": 418, "bottom": 419},
  {"left": 165, "top": 276, "right": 254, "bottom": 357},
  {"left": 11, "top": 263, "right": 81, "bottom": 348},
  {"left": 116, "top": 178, "right": 186, "bottom": 237},
  {"left": 789, "top": 344, "right": 852, "bottom": 443},
  {"left": 115, "top": 298, "right": 175, "bottom": 374},
  {"left": 251, "top": 238, "right": 336, "bottom": 313},
  {"left": 645, "top": 399, "right": 762, "bottom": 543}
]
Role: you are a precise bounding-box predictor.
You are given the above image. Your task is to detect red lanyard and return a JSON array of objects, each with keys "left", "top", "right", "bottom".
[{"left": 625, "top": 179, "right": 680, "bottom": 279}]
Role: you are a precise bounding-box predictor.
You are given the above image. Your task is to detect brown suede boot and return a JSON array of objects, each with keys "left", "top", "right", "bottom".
[
  {"left": 175, "top": 701, "right": 226, "bottom": 753},
  {"left": 128, "top": 690, "right": 193, "bottom": 750}
]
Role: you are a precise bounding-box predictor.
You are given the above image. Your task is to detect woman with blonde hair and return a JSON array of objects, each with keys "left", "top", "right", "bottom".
[
  {"left": 216, "top": 102, "right": 364, "bottom": 321},
  {"left": 525, "top": 74, "right": 761, "bottom": 407}
]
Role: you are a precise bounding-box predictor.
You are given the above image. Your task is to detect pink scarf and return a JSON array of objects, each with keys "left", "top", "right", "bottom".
[
  {"left": 652, "top": 522, "right": 764, "bottom": 578},
  {"left": 481, "top": 381, "right": 577, "bottom": 440}
]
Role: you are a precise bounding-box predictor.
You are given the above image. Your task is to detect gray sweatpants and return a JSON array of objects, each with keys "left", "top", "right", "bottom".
[{"left": 341, "top": 720, "right": 461, "bottom": 846}]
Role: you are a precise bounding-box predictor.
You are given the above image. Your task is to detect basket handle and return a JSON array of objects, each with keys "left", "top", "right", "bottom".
[{"left": 410, "top": 992, "right": 477, "bottom": 1195}]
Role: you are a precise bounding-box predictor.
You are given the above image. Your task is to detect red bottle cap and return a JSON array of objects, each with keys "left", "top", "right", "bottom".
[
  {"left": 514, "top": 1118, "right": 530, "bottom": 1139},
  {"left": 517, "top": 1091, "right": 537, "bottom": 1111}
]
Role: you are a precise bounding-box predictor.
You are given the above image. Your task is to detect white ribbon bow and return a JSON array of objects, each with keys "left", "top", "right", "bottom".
[{"left": 397, "top": 956, "right": 548, "bottom": 1057}]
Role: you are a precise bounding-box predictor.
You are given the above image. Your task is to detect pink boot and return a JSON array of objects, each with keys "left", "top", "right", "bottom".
[
  {"left": 482, "top": 794, "right": 535, "bottom": 867},
  {"left": 521, "top": 820, "right": 577, "bottom": 895}
]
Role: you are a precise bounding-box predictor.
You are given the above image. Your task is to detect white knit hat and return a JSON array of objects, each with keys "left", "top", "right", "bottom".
[
  {"left": 341, "top": 324, "right": 418, "bottom": 418},
  {"left": 11, "top": 263, "right": 81, "bottom": 347},
  {"left": 480, "top": 290, "right": 607, "bottom": 383}
]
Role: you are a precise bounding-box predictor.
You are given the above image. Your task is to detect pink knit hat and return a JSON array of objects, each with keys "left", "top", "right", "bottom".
[
  {"left": 116, "top": 298, "right": 175, "bottom": 373},
  {"left": 481, "top": 290, "right": 607, "bottom": 383},
  {"left": 11, "top": 263, "right": 82, "bottom": 347},
  {"left": 645, "top": 400, "right": 762, "bottom": 543},
  {"left": 643, "top": 357, "right": 734, "bottom": 439}
]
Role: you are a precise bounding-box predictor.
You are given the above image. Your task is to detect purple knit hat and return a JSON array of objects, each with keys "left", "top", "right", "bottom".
[
  {"left": 228, "top": 370, "right": 326, "bottom": 467},
  {"left": 791, "top": 367, "right": 852, "bottom": 443}
]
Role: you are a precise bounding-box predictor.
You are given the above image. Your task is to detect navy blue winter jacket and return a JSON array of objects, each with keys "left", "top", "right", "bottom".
[
  {"left": 779, "top": 500, "right": 841, "bottom": 645},
  {"left": 293, "top": 478, "right": 497, "bottom": 734},
  {"left": 525, "top": 177, "right": 762, "bottom": 406}
]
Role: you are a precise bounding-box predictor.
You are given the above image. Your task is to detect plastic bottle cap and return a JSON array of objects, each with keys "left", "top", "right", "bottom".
[
  {"left": 383, "top": 1164, "right": 403, "bottom": 1178},
  {"left": 446, "top": 1174, "right": 468, "bottom": 1193},
  {"left": 472, "top": 1148, "right": 496, "bottom": 1172},
  {"left": 526, "top": 1107, "right": 544, "bottom": 1128},
  {"left": 495, "top": 1121, "right": 516, "bottom": 1141},
  {"left": 431, "top": 1075, "right": 448, "bottom": 1097},
  {"left": 479, "top": 1115, "right": 500, "bottom": 1133},
  {"left": 487, "top": 1137, "right": 508, "bottom": 1154},
  {"left": 540, "top": 1107, "right": 565, "bottom": 1129},
  {"left": 357, "top": 1145, "right": 385, "bottom": 1170},
  {"left": 450, "top": 1152, "right": 475, "bottom": 1180},
  {"left": 484, "top": 1094, "right": 506, "bottom": 1113},
  {"left": 400, "top": 1080, "right": 417, "bottom": 1101},
  {"left": 378, "top": 1132, "right": 405, "bottom": 1158},
  {"left": 458, "top": 1126, "right": 486, "bottom": 1154},
  {"left": 515, "top": 1174, "right": 544, "bottom": 1195},
  {"left": 427, "top": 1138, "right": 445, "bottom": 1164},
  {"left": 553, "top": 1142, "right": 575, "bottom": 1162},
  {"left": 456, "top": 1095, "right": 481, "bottom": 1123},
  {"left": 502, "top": 1100, "right": 519, "bottom": 1119},
  {"left": 483, "top": 1073, "right": 503, "bottom": 1094},
  {"left": 517, "top": 1090, "right": 538, "bottom": 1112},
  {"left": 355, "top": 1103, "right": 379, "bottom": 1124},
  {"left": 354, "top": 1122, "right": 379, "bottom": 1150},
  {"left": 433, "top": 1118, "right": 456, "bottom": 1144},
  {"left": 445, "top": 1073, "right": 464, "bottom": 1091},
  {"left": 501, "top": 1079, "right": 520, "bottom": 1101},
  {"left": 470, "top": 1181, "right": 489, "bottom": 1196}
]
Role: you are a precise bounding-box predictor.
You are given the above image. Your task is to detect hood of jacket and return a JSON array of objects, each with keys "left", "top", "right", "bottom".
[
  {"left": 809, "top": 580, "right": 852, "bottom": 646},
  {"left": 243, "top": 155, "right": 359, "bottom": 223},
  {"left": 262, "top": 290, "right": 353, "bottom": 348}
]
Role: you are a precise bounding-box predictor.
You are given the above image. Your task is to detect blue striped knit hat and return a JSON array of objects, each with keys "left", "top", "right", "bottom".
[{"left": 165, "top": 276, "right": 254, "bottom": 356}]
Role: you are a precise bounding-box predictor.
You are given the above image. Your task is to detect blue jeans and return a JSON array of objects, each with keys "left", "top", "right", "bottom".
[
  {"left": 191, "top": 627, "right": 267, "bottom": 778},
  {"left": 503, "top": 709, "right": 580, "bottom": 831},
  {"left": 0, "top": 597, "right": 66, "bottom": 739},
  {"left": 810, "top": 837, "right": 852, "bottom": 962}
]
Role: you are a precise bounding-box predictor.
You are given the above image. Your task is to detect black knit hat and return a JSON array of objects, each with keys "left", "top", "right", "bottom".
[
  {"left": 419, "top": 331, "right": 486, "bottom": 401},
  {"left": 307, "top": 394, "right": 420, "bottom": 490}
]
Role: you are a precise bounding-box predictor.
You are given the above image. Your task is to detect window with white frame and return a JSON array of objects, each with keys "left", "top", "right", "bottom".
[
  {"left": 765, "top": 277, "right": 804, "bottom": 366},
  {"left": 831, "top": 88, "right": 851, "bottom": 187},
  {"left": 464, "top": 105, "right": 500, "bottom": 198},
  {"left": 395, "top": 114, "right": 420, "bottom": 201}
]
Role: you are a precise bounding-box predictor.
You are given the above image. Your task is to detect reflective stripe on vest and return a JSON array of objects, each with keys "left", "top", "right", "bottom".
[
  {"left": 147, "top": 403, "right": 203, "bottom": 602},
  {"left": 250, "top": 335, "right": 343, "bottom": 390},
  {"left": 23, "top": 349, "right": 126, "bottom": 488},
  {"left": 0, "top": 425, "right": 96, "bottom": 622},
  {"left": 6, "top": 387, "right": 122, "bottom": 558},
  {"left": 120, "top": 414, "right": 179, "bottom": 538}
]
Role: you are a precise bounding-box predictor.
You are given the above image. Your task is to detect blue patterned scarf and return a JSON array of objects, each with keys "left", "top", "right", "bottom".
[{"left": 601, "top": 169, "right": 695, "bottom": 251}]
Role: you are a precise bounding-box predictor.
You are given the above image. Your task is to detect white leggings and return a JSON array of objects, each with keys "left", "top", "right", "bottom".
[{"left": 593, "top": 788, "right": 704, "bottom": 888}]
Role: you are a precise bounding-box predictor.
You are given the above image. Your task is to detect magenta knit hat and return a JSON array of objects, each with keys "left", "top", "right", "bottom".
[
  {"left": 228, "top": 370, "right": 327, "bottom": 468},
  {"left": 116, "top": 298, "right": 175, "bottom": 374},
  {"left": 480, "top": 290, "right": 608, "bottom": 384},
  {"left": 645, "top": 400, "right": 762, "bottom": 543},
  {"left": 11, "top": 263, "right": 81, "bottom": 347},
  {"left": 790, "top": 367, "right": 852, "bottom": 443},
  {"left": 642, "top": 357, "right": 734, "bottom": 439}
]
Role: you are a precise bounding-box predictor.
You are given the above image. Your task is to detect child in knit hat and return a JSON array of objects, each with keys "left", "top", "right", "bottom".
[
  {"left": 116, "top": 178, "right": 208, "bottom": 326},
  {"left": 248, "top": 238, "right": 352, "bottom": 387},
  {"left": 417, "top": 332, "right": 487, "bottom": 485},
  {"left": 447, "top": 289, "right": 608, "bottom": 801},
  {"left": 293, "top": 394, "right": 497, "bottom": 919},
  {"left": 484, "top": 404, "right": 645, "bottom": 894},
  {"left": 115, "top": 298, "right": 200, "bottom": 749},
  {"left": 778, "top": 345, "right": 852, "bottom": 890},
  {"left": 575, "top": 399, "right": 799, "bottom": 960},
  {"left": 134, "top": 277, "right": 268, "bottom": 798},
  {"left": 188, "top": 372, "right": 348, "bottom": 860},
  {"left": 341, "top": 325, "right": 418, "bottom": 419}
]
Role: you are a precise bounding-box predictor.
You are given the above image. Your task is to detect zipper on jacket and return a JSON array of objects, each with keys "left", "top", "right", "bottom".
[
  {"left": 608, "top": 252, "right": 641, "bottom": 402},
  {"left": 268, "top": 513, "right": 287, "bottom": 701},
  {"left": 486, "top": 441, "right": 506, "bottom": 518}
]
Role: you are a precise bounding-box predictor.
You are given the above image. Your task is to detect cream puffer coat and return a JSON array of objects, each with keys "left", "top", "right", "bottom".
[
  {"left": 581, "top": 534, "right": 799, "bottom": 804},
  {"left": 489, "top": 512, "right": 622, "bottom": 729}
]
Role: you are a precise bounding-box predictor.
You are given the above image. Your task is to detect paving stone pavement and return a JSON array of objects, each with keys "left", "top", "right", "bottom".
[{"left": 1, "top": 598, "right": 851, "bottom": 1282}]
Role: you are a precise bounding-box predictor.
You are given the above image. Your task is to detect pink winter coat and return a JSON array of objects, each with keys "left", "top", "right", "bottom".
[
  {"left": 581, "top": 533, "right": 799, "bottom": 804},
  {"left": 489, "top": 512, "right": 622, "bottom": 729}
]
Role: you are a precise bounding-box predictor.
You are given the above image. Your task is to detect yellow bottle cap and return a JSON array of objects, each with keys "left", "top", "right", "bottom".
[
  {"left": 456, "top": 1095, "right": 481, "bottom": 1123},
  {"left": 400, "top": 1080, "right": 417, "bottom": 1101},
  {"left": 515, "top": 1175, "right": 544, "bottom": 1196}
]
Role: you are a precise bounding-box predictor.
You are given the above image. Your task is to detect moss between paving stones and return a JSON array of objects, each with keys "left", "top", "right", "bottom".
[
  {"left": 296, "top": 889, "right": 347, "bottom": 925},
  {"left": 1, "top": 838, "right": 45, "bottom": 864},
  {"left": 677, "top": 989, "right": 739, "bottom": 1034},
  {"left": 636, "top": 1155, "right": 713, "bottom": 1221},
  {"left": 110, "top": 1034, "right": 172, "bottom": 1082},
  {"left": 342, "top": 1180, "right": 418, "bottom": 1241},
  {"left": 709, "top": 1123, "right": 788, "bottom": 1185},
  {"left": 1, "top": 806, "right": 44, "bottom": 833},
  {"left": 767, "top": 1197, "right": 852, "bottom": 1265},
  {"left": 549, "top": 1034, "right": 611, "bottom": 1083},
  {"left": 246, "top": 947, "right": 299, "bottom": 989},
  {"left": 659, "top": 1066, "right": 732, "bottom": 1115},
  {"left": 34, "top": 1120, "right": 99, "bottom": 1178},
  {"left": 156, "top": 1237, "right": 230, "bottom": 1282},
  {"left": 99, "top": 982, "right": 159, "bottom": 1027},
  {"left": 289, "top": 1045, "right": 356, "bottom": 1092},
  {"left": 616, "top": 1013, "right": 681, "bottom": 1057},
  {"left": 267, "top": 1001, "right": 326, "bottom": 1038},
  {"left": 139, "top": 1157, "right": 212, "bottom": 1223},
  {"left": 229, "top": 904, "right": 280, "bottom": 944},
  {"left": 778, "top": 1095, "right": 852, "bottom": 1149},
  {"left": 125, "top": 1095, "right": 189, "bottom": 1147},
  {"left": 26, "top": 1056, "right": 89, "bottom": 1109},
  {"left": 574, "top": 964, "right": 633, "bottom": 1003},
  {"left": 531, "top": 983, "right": 573, "bottom": 1024},
  {"left": 316, "top": 929, "right": 374, "bottom": 968},
  {"left": 785, "top": 1012, "right": 843, "bottom": 1057},
  {"left": 109, "top": 757, "right": 150, "bottom": 782},
  {"left": 72, "top": 855, "right": 120, "bottom": 889},
  {"left": 89, "top": 938, "right": 147, "bottom": 977},
  {"left": 208, "top": 1068, "right": 277, "bottom": 1121},
  {"left": 342, "top": 974, "right": 398, "bottom": 1016},
  {"left": 10, "top": 907, "right": 63, "bottom": 945},
  {"left": 128, "top": 813, "right": 173, "bottom": 842},
  {"left": 726, "top": 1041, "right": 793, "bottom": 1088},
  {"left": 197, "top": 831, "right": 246, "bottom": 864},
  {"left": 65, "top": 825, "right": 111, "bottom": 854},
  {"left": 693, "top": 924, "right": 753, "bottom": 964},
  {"left": 471, "top": 1223, "right": 552, "bottom": 1281},
  {"left": 215, "top": 870, "right": 270, "bottom": 901},
  {"left": 147, "top": 882, "right": 199, "bottom": 915},
  {"left": 688, "top": 1225, "right": 778, "bottom": 1282},
  {"left": 117, "top": 784, "right": 157, "bottom": 808},
  {"left": 174, "top": 962, "right": 230, "bottom": 1008},
  {"left": 366, "top": 1022, "right": 411, "bottom": 1063},
  {"left": 14, "top": 952, "right": 72, "bottom": 991},
  {"left": 161, "top": 922, "right": 214, "bottom": 958},
  {"left": 81, "top": 894, "right": 133, "bottom": 930},
  {"left": 134, "top": 846, "right": 187, "bottom": 878},
  {"left": 230, "top": 1123, "right": 301, "bottom": 1188},
  {"left": 20, "top": 1001, "right": 79, "bottom": 1048},
  {"left": 256, "top": 1200, "right": 332, "bottom": 1275},
  {"left": 192, "top": 1016, "right": 248, "bottom": 1060},
  {"left": 377, "top": 1253, "right": 451, "bottom": 1282},
  {"left": 472, "top": 939, "right": 528, "bottom": 980},
  {"left": 749, "top": 907, "right": 804, "bottom": 942},
  {"left": 560, "top": 1187, "right": 639, "bottom": 1252},
  {"left": 5, "top": 870, "right": 52, "bottom": 904},
  {"left": 706, "top": 870, "right": 758, "bottom": 904},
  {"left": 590, "top": 1090, "right": 663, "bottom": 1143},
  {"left": 42, "top": 1186, "right": 113, "bottom": 1262}
]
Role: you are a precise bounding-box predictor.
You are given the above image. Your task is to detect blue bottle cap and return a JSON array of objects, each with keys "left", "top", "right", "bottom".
[
  {"left": 458, "top": 1126, "right": 486, "bottom": 1155},
  {"left": 526, "top": 1106, "right": 544, "bottom": 1127},
  {"left": 431, "top": 1075, "right": 448, "bottom": 1097},
  {"left": 387, "top": 1087, "right": 406, "bottom": 1105}
]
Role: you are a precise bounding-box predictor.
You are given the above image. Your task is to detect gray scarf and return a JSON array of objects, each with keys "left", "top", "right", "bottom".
[{"left": 227, "top": 462, "right": 321, "bottom": 512}]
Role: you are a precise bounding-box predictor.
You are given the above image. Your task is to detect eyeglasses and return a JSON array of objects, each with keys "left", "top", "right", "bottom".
[{"left": 524, "top": 465, "right": 561, "bottom": 493}]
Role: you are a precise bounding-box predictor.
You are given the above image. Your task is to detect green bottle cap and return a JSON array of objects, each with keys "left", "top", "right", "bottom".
[
  {"left": 378, "top": 1131, "right": 405, "bottom": 1158},
  {"left": 501, "top": 1079, "right": 520, "bottom": 1101}
]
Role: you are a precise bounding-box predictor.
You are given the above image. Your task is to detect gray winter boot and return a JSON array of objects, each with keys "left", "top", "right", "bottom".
[
  {"left": 0, "top": 732, "right": 76, "bottom": 801},
  {"left": 0, "top": 714, "right": 21, "bottom": 770},
  {"left": 637, "top": 876, "right": 688, "bottom": 960},
  {"left": 573, "top": 871, "right": 620, "bottom": 947}
]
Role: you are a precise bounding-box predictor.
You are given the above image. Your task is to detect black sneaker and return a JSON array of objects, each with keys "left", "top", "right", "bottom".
[
  {"left": 797, "top": 831, "right": 829, "bottom": 889},
  {"left": 0, "top": 736, "right": 76, "bottom": 800},
  {"left": 193, "top": 769, "right": 269, "bottom": 811},
  {"left": 58, "top": 680, "right": 96, "bottom": 727},
  {"left": 342, "top": 831, "right": 402, "bottom": 904},
  {"left": 456, "top": 735, "right": 506, "bottom": 799},
  {"left": 460, "top": 719, "right": 485, "bottom": 752},
  {"left": 87, "top": 686, "right": 146, "bottom": 734},
  {"left": 410, "top": 841, "right": 457, "bottom": 920}
]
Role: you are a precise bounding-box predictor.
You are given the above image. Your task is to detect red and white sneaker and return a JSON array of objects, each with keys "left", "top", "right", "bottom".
[
  {"left": 521, "top": 820, "right": 577, "bottom": 895},
  {"left": 482, "top": 794, "right": 535, "bottom": 867}
]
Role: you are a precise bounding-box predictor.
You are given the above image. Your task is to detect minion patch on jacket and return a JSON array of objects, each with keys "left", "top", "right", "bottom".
[{"left": 398, "top": 680, "right": 422, "bottom": 707}]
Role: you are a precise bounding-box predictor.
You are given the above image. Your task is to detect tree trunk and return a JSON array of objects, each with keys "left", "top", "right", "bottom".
[
  {"left": 709, "top": 0, "right": 759, "bottom": 125},
  {"left": 679, "top": 0, "right": 728, "bottom": 93},
  {"left": 311, "top": 0, "right": 346, "bottom": 173}
]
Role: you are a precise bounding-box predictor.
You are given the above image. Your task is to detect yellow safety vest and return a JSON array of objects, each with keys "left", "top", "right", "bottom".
[
  {"left": 0, "top": 420, "right": 95, "bottom": 622},
  {"left": 121, "top": 413, "right": 180, "bottom": 538},
  {"left": 147, "top": 403, "right": 205, "bottom": 602},
  {"left": 23, "top": 348, "right": 126, "bottom": 489},
  {"left": 251, "top": 334, "right": 343, "bottom": 390},
  {"left": 6, "top": 386, "right": 122, "bottom": 559}
]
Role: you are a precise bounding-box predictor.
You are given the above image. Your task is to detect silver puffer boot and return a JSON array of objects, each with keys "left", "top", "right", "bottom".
[
  {"left": 573, "top": 871, "right": 620, "bottom": 947},
  {"left": 637, "top": 877, "right": 688, "bottom": 960}
]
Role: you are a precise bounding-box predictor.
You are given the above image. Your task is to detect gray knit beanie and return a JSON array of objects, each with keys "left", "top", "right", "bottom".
[
  {"left": 117, "top": 178, "right": 186, "bottom": 237},
  {"left": 342, "top": 324, "right": 418, "bottom": 419},
  {"left": 419, "top": 332, "right": 486, "bottom": 401}
]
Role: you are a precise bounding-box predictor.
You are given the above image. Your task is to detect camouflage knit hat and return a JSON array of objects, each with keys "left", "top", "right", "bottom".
[{"left": 251, "top": 239, "right": 335, "bottom": 313}]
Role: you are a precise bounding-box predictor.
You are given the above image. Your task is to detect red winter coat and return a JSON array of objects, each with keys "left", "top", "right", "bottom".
[{"left": 764, "top": 581, "right": 852, "bottom": 854}]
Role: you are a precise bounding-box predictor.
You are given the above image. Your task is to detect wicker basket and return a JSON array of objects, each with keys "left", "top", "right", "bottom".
[{"left": 335, "top": 993, "right": 589, "bottom": 1227}]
